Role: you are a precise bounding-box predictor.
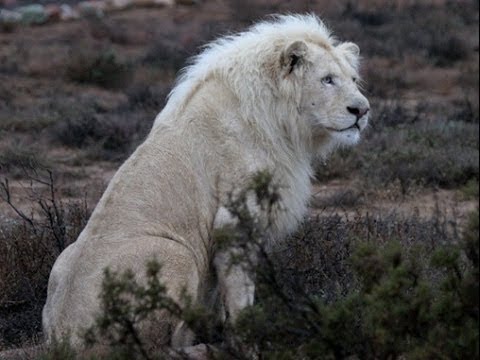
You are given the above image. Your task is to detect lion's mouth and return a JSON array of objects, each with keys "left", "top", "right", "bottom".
[{"left": 326, "top": 123, "right": 360, "bottom": 132}]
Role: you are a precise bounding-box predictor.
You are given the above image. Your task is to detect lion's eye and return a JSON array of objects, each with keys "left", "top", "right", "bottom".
[{"left": 322, "top": 76, "right": 334, "bottom": 85}]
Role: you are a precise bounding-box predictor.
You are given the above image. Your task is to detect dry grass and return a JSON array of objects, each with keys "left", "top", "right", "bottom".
[{"left": 0, "top": 166, "right": 91, "bottom": 350}]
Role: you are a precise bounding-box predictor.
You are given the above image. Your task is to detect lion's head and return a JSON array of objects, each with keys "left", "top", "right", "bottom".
[
  {"left": 280, "top": 39, "right": 370, "bottom": 150},
  {"left": 156, "top": 14, "right": 369, "bottom": 159}
]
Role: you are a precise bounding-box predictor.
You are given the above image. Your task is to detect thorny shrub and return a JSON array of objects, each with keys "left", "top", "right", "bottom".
[
  {"left": 51, "top": 107, "right": 152, "bottom": 161},
  {"left": 0, "top": 164, "right": 90, "bottom": 349}
]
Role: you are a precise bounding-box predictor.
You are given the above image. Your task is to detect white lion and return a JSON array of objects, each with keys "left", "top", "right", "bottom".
[{"left": 43, "top": 14, "right": 369, "bottom": 348}]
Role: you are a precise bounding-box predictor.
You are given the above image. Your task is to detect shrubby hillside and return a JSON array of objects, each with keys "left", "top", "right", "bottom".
[{"left": 0, "top": 0, "right": 478, "bottom": 357}]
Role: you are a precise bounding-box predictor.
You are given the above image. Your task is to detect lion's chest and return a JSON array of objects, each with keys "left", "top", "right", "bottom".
[{"left": 277, "top": 174, "right": 311, "bottom": 235}]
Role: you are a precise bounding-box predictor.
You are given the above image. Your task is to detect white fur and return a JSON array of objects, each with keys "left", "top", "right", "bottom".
[{"left": 43, "top": 14, "right": 369, "bottom": 348}]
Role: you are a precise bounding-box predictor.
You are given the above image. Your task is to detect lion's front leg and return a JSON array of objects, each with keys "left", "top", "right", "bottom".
[
  {"left": 213, "top": 206, "right": 258, "bottom": 322},
  {"left": 214, "top": 249, "right": 256, "bottom": 322}
]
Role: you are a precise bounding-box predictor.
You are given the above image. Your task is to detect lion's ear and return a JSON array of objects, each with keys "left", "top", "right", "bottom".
[
  {"left": 337, "top": 42, "right": 360, "bottom": 70},
  {"left": 281, "top": 40, "right": 308, "bottom": 75}
]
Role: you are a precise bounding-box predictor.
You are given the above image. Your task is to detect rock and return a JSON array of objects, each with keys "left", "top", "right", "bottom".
[
  {"left": 154, "top": 0, "right": 175, "bottom": 5},
  {"left": 0, "top": 9, "right": 22, "bottom": 25},
  {"left": 16, "top": 4, "right": 48, "bottom": 25},
  {"left": 77, "top": 1, "right": 106, "bottom": 18},
  {"left": 104, "top": 0, "right": 133, "bottom": 11},
  {"left": 59, "top": 4, "right": 80, "bottom": 21}
]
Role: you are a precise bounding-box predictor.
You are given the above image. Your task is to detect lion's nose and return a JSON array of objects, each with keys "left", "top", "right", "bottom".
[{"left": 347, "top": 106, "right": 369, "bottom": 120}]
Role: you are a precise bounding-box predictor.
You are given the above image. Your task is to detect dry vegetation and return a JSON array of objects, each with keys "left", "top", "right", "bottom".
[{"left": 0, "top": 0, "right": 478, "bottom": 357}]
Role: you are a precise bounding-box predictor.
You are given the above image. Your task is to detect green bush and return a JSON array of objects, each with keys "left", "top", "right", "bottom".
[
  {"left": 66, "top": 208, "right": 478, "bottom": 359},
  {"left": 66, "top": 48, "right": 132, "bottom": 90},
  {"left": 83, "top": 260, "right": 178, "bottom": 359},
  {"left": 38, "top": 339, "right": 76, "bottom": 360},
  {"left": 234, "top": 209, "right": 479, "bottom": 359},
  {"left": 461, "top": 179, "right": 480, "bottom": 200},
  {"left": 83, "top": 259, "right": 220, "bottom": 359}
]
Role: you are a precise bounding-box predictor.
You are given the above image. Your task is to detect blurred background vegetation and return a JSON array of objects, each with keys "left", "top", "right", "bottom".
[{"left": 0, "top": 0, "right": 478, "bottom": 357}]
